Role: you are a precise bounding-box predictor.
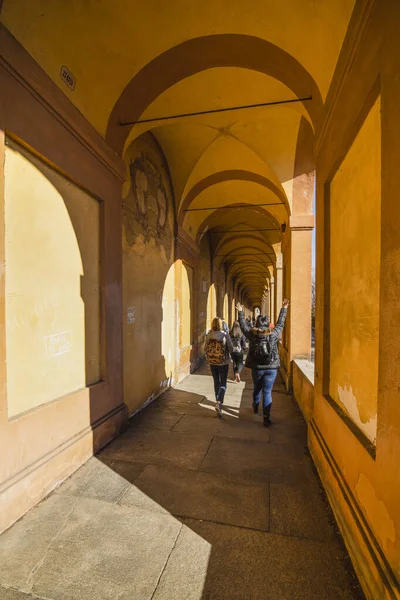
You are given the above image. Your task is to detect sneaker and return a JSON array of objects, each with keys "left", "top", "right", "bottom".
[{"left": 215, "top": 401, "right": 222, "bottom": 417}]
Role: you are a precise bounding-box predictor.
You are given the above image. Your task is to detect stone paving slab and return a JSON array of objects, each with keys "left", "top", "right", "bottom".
[
  {"left": 270, "top": 483, "right": 340, "bottom": 542},
  {"left": 96, "top": 457, "right": 145, "bottom": 482},
  {"left": 56, "top": 456, "right": 168, "bottom": 516},
  {"left": 161, "top": 388, "right": 206, "bottom": 404},
  {"left": 200, "top": 436, "right": 317, "bottom": 487},
  {"left": 121, "top": 464, "right": 270, "bottom": 530},
  {"left": 0, "top": 368, "right": 364, "bottom": 600},
  {"left": 128, "top": 405, "right": 184, "bottom": 431},
  {"left": 0, "top": 587, "right": 39, "bottom": 599},
  {"left": 152, "top": 523, "right": 211, "bottom": 600},
  {"left": 0, "top": 494, "right": 182, "bottom": 600},
  {"left": 56, "top": 457, "right": 131, "bottom": 503},
  {"left": 268, "top": 414, "right": 308, "bottom": 445},
  {"left": 171, "top": 519, "right": 364, "bottom": 600},
  {"left": 154, "top": 396, "right": 220, "bottom": 417},
  {"left": 172, "top": 413, "right": 272, "bottom": 442},
  {"left": 98, "top": 427, "right": 212, "bottom": 470}
]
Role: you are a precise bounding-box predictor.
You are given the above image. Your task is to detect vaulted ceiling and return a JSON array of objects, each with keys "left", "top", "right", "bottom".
[{"left": 2, "top": 0, "right": 355, "bottom": 304}]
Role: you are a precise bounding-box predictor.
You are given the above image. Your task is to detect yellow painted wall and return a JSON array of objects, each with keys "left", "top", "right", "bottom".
[
  {"left": 4, "top": 139, "right": 100, "bottom": 418},
  {"left": 223, "top": 293, "right": 229, "bottom": 324},
  {"left": 181, "top": 262, "right": 193, "bottom": 348},
  {"left": 122, "top": 133, "right": 175, "bottom": 414},
  {"left": 329, "top": 97, "right": 381, "bottom": 445},
  {"left": 206, "top": 284, "right": 217, "bottom": 332},
  {"left": 231, "top": 296, "right": 236, "bottom": 325},
  {"left": 2, "top": 0, "right": 354, "bottom": 136},
  {"left": 195, "top": 236, "right": 211, "bottom": 359},
  {"left": 161, "top": 263, "right": 176, "bottom": 382}
]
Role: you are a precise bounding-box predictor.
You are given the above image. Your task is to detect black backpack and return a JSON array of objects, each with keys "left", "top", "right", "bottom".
[
  {"left": 231, "top": 336, "right": 243, "bottom": 353},
  {"left": 251, "top": 336, "right": 273, "bottom": 364}
]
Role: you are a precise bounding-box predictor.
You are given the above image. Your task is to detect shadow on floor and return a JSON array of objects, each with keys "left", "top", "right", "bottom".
[{"left": 0, "top": 364, "right": 365, "bottom": 600}]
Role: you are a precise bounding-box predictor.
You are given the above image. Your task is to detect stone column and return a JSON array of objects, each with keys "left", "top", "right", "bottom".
[
  {"left": 268, "top": 267, "right": 275, "bottom": 323},
  {"left": 274, "top": 253, "right": 283, "bottom": 323},
  {"left": 265, "top": 288, "right": 270, "bottom": 319},
  {"left": 261, "top": 293, "right": 268, "bottom": 316},
  {"left": 285, "top": 215, "right": 314, "bottom": 360}
]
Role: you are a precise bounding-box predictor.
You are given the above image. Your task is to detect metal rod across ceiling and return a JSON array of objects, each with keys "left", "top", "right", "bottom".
[
  {"left": 119, "top": 96, "right": 312, "bottom": 126},
  {"left": 185, "top": 202, "right": 284, "bottom": 212},
  {"left": 216, "top": 252, "right": 274, "bottom": 257},
  {"left": 209, "top": 228, "right": 280, "bottom": 234}
]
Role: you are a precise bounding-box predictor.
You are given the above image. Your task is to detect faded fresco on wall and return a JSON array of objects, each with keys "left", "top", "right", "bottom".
[
  {"left": 123, "top": 147, "right": 173, "bottom": 256},
  {"left": 122, "top": 133, "right": 175, "bottom": 415}
]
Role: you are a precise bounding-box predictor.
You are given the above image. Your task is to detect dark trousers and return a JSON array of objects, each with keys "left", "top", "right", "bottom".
[
  {"left": 231, "top": 352, "right": 244, "bottom": 376},
  {"left": 252, "top": 369, "right": 278, "bottom": 410},
  {"left": 210, "top": 364, "right": 229, "bottom": 403}
]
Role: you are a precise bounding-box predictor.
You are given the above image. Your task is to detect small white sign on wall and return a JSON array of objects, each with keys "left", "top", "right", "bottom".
[
  {"left": 60, "top": 66, "right": 76, "bottom": 91},
  {"left": 202, "top": 280, "right": 207, "bottom": 293},
  {"left": 45, "top": 331, "right": 72, "bottom": 357}
]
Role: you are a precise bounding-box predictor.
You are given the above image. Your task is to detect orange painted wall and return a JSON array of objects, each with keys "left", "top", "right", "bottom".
[{"left": 313, "top": 3, "right": 400, "bottom": 597}]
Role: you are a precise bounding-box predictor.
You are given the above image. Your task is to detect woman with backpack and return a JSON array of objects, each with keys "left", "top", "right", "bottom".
[
  {"left": 205, "top": 317, "right": 234, "bottom": 417},
  {"left": 236, "top": 299, "right": 290, "bottom": 427},
  {"left": 230, "top": 321, "right": 246, "bottom": 383}
]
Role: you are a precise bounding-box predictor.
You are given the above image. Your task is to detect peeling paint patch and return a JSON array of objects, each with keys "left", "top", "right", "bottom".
[
  {"left": 337, "top": 384, "right": 377, "bottom": 444},
  {"left": 127, "top": 306, "right": 136, "bottom": 324},
  {"left": 355, "top": 473, "right": 395, "bottom": 551}
]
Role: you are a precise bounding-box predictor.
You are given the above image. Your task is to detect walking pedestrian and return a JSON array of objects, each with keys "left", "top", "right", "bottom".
[
  {"left": 236, "top": 299, "right": 290, "bottom": 427},
  {"left": 205, "top": 317, "right": 234, "bottom": 417},
  {"left": 230, "top": 320, "right": 246, "bottom": 383}
]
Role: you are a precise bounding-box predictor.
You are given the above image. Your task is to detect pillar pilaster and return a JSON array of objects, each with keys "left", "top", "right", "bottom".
[
  {"left": 274, "top": 253, "right": 283, "bottom": 323},
  {"left": 286, "top": 215, "right": 314, "bottom": 360}
]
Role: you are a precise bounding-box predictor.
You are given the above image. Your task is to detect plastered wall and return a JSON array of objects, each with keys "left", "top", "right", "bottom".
[
  {"left": 329, "top": 96, "right": 381, "bottom": 446},
  {"left": 122, "top": 133, "right": 176, "bottom": 414},
  {"left": 313, "top": 3, "right": 400, "bottom": 597},
  {"left": 5, "top": 139, "right": 101, "bottom": 418},
  {"left": 0, "top": 28, "right": 125, "bottom": 533}
]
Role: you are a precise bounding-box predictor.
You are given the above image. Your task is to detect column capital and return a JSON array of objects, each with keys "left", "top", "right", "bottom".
[{"left": 289, "top": 215, "right": 314, "bottom": 231}]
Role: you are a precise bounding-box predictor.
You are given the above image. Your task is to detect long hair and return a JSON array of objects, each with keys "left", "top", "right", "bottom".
[
  {"left": 211, "top": 317, "right": 223, "bottom": 331},
  {"left": 256, "top": 315, "right": 269, "bottom": 329},
  {"left": 231, "top": 320, "right": 242, "bottom": 338}
]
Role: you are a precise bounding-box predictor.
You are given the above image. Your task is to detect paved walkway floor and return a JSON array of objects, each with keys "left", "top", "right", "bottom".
[{"left": 0, "top": 364, "right": 364, "bottom": 600}]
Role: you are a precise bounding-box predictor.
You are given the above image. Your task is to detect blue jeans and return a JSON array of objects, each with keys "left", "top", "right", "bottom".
[
  {"left": 210, "top": 364, "right": 229, "bottom": 403},
  {"left": 252, "top": 369, "right": 278, "bottom": 409}
]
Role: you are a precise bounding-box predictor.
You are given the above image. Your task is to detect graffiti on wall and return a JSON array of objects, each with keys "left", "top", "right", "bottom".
[{"left": 123, "top": 152, "right": 172, "bottom": 253}]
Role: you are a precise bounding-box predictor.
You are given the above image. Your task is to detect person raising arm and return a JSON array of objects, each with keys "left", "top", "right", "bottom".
[{"left": 235, "top": 300, "right": 290, "bottom": 427}]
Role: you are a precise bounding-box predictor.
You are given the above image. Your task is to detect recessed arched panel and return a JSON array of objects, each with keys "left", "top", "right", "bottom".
[{"left": 4, "top": 139, "right": 101, "bottom": 418}]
